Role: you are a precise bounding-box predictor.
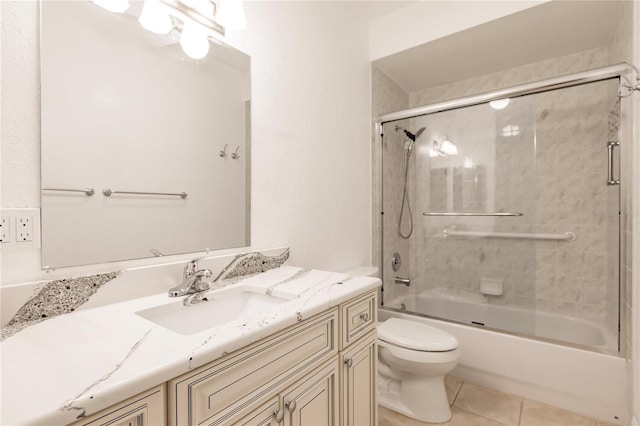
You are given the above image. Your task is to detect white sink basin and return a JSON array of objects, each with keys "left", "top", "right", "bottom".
[{"left": 136, "top": 288, "right": 291, "bottom": 335}]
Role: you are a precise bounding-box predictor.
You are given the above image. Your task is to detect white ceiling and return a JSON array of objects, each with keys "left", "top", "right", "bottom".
[
  {"left": 373, "top": 0, "right": 622, "bottom": 93},
  {"left": 357, "top": 0, "right": 418, "bottom": 20}
]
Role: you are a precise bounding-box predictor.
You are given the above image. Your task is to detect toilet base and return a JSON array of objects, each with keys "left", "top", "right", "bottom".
[{"left": 378, "top": 373, "right": 452, "bottom": 423}]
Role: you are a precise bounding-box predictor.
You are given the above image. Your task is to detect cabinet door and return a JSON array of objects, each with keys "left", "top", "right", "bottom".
[
  {"left": 231, "top": 396, "right": 280, "bottom": 426},
  {"left": 282, "top": 359, "right": 339, "bottom": 426},
  {"left": 340, "top": 331, "right": 377, "bottom": 426},
  {"left": 169, "top": 310, "right": 338, "bottom": 426}
]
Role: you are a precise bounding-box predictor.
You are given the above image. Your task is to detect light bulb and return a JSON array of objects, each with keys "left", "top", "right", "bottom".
[
  {"left": 489, "top": 98, "right": 510, "bottom": 110},
  {"left": 139, "top": 0, "right": 173, "bottom": 34},
  {"left": 93, "top": 0, "right": 130, "bottom": 13},
  {"left": 216, "top": 0, "right": 246, "bottom": 31},
  {"left": 441, "top": 140, "right": 458, "bottom": 155},
  {"left": 180, "top": 21, "right": 210, "bottom": 59}
]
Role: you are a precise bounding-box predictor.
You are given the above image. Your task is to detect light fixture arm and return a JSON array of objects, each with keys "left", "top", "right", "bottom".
[{"left": 157, "top": 0, "right": 226, "bottom": 39}]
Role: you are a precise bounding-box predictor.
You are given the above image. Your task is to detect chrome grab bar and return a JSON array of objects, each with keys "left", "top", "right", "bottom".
[
  {"left": 607, "top": 141, "right": 620, "bottom": 185},
  {"left": 443, "top": 229, "right": 576, "bottom": 241},
  {"left": 423, "top": 212, "right": 523, "bottom": 217},
  {"left": 102, "top": 188, "right": 187, "bottom": 199},
  {"left": 42, "top": 187, "right": 95, "bottom": 196}
]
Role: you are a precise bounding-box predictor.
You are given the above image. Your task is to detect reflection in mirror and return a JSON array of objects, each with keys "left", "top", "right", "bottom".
[{"left": 40, "top": 1, "right": 251, "bottom": 268}]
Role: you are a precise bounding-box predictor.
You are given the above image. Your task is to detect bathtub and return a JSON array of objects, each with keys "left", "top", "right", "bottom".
[
  {"left": 379, "top": 296, "right": 628, "bottom": 425},
  {"left": 386, "top": 292, "right": 617, "bottom": 350}
]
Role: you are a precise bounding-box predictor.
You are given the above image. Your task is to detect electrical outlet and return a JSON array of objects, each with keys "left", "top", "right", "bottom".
[
  {"left": 0, "top": 208, "right": 40, "bottom": 249},
  {"left": 16, "top": 215, "right": 34, "bottom": 242},
  {"left": 0, "top": 216, "right": 10, "bottom": 243}
]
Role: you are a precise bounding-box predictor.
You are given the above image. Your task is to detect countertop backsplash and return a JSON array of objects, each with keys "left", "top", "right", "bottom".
[{"left": 1, "top": 247, "right": 290, "bottom": 336}]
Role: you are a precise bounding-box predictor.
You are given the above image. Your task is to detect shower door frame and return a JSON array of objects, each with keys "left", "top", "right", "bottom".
[{"left": 376, "top": 62, "right": 633, "bottom": 355}]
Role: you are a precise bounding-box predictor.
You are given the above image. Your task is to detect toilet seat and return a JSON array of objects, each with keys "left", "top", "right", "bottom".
[{"left": 377, "top": 318, "right": 458, "bottom": 352}]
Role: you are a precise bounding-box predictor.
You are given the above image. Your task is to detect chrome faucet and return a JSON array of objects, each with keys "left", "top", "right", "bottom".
[{"left": 168, "top": 258, "right": 212, "bottom": 297}]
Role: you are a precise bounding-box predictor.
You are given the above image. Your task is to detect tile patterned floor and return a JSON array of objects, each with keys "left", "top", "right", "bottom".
[{"left": 378, "top": 376, "right": 618, "bottom": 426}]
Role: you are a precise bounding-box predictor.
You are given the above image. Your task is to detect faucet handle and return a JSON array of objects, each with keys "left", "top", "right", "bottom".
[
  {"left": 193, "top": 269, "right": 212, "bottom": 292},
  {"left": 184, "top": 257, "right": 205, "bottom": 278}
]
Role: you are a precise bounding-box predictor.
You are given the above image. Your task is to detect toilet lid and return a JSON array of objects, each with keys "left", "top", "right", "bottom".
[{"left": 377, "top": 318, "right": 458, "bottom": 352}]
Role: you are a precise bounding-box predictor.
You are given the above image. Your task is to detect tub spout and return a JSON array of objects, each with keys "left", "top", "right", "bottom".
[{"left": 395, "top": 277, "right": 411, "bottom": 287}]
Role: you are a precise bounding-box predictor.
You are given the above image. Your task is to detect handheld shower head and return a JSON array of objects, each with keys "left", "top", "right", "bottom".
[
  {"left": 395, "top": 125, "right": 426, "bottom": 142},
  {"left": 413, "top": 127, "right": 426, "bottom": 140}
]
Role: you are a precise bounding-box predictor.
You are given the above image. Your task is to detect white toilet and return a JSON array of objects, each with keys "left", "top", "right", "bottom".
[{"left": 377, "top": 318, "right": 460, "bottom": 423}]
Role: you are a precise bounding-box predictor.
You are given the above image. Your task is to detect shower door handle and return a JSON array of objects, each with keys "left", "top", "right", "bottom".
[{"left": 607, "top": 141, "right": 620, "bottom": 185}]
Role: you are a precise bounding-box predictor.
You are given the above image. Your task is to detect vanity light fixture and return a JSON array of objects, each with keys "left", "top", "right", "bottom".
[
  {"left": 94, "top": 0, "right": 246, "bottom": 60},
  {"left": 139, "top": 0, "right": 173, "bottom": 34},
  {"left": 489, "top": 98, "right": 510, "bottom": 110},
  {"left": 429, "top": 135, "right": 458, "bottom": 157},
  {"left": 180, "top": 20, "right": 210, "bottom": 59},
  {"left": 93, "top": 0, "right": 130, "bottom": 13}
]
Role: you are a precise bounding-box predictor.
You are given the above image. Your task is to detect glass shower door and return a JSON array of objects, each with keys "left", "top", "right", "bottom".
[{"left": 380, "top": 78, "right": 621, "bottom": 352}]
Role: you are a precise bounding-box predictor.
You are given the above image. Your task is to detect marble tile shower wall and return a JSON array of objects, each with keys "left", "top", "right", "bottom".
[
  {"left": 413, "top": 97, "right": 539, "bottom": 310},
  {"left": 532, "top": 81, "right": 617, "bottom": 327},
  {"left": 406, "top": 48, "right": 622, "bottom": 329},
  {"left": 371, "top": 66, "right": 413, "bottom": 305}
]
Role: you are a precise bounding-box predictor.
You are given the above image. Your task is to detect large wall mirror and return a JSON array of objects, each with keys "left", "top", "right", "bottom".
[{"left": 40, "top": 1, "right": 251, "bottom": 268}]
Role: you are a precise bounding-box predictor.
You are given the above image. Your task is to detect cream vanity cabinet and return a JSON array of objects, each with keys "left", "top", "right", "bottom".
[
  {"left": 73, "top": 290, "right": 377, "bottom": 426},
  {"left": 168, "top": 290, "right": 377, "bottom": 426}
]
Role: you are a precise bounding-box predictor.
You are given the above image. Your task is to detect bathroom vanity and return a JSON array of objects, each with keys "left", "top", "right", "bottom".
[{"left": 0, "top": 266, "right": 379, "bottom": 426}]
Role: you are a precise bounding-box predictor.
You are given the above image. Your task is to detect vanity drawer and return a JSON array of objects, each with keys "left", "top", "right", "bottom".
[
  {"left": 70, "top": 384, "right": 165, "bottom": 426},
  {"left": 168, "top": 309, "right": 338, "bottom": 426},
  {"left": 340, "top": 291, "right": 377, "bottom": 349}
]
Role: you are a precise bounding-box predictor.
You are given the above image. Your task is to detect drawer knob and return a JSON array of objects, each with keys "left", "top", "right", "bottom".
[
  {"left": 273, "top": 409, "right": 284, "bottom": 422},
  {"left": 345, "top": 358, "right": 353, "bottom": 368},
  {"left": 360, "top": 312, "right": 370, "bottom": 322},
  {"left": 286, "top": 400, "right": 297, "bottom": 412}
]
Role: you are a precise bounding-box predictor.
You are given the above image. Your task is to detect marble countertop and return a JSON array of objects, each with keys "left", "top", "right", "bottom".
[{"left": 0, "top": 266, "right": 380, "bottom": 425}]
